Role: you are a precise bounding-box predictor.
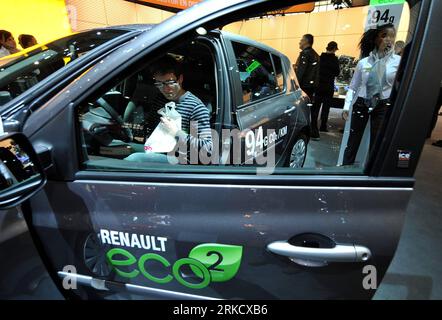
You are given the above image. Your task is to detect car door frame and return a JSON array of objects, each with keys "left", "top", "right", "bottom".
[{"left": 366, "top": 0, "right": 442, "bottom": 177}]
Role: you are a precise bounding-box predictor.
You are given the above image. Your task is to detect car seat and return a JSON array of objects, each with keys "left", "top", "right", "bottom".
[{"left": 181, "top": 58, "right": 216, "bottom": 126}]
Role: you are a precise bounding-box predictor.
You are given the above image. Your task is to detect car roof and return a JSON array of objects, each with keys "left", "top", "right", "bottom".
[
  {"left": 0, "top": 25, "right": 155, "bottom": 66},
  {"left": 93, "top": 24, "right": 156, "bottom": 32},
  {"left": 0, "top": 25, "right": 156, "bottom": 115}
]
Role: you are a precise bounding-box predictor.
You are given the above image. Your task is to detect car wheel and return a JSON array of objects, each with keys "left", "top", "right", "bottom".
[
  {"left": 286, "top": 134, "right": 308, "bottom": 168},
  {"left": 81, "top": 232, "right": 113, "bottom": 278},
  {"left": 69, "top": 232, "right": 115, "bottom": 299}
]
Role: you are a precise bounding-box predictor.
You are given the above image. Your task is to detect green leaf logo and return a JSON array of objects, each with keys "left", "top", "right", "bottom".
[{"left": 188, "top": 243, "right": 243, "bottom": 282}]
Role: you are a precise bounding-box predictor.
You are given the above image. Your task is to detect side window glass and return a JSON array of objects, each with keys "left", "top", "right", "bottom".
[
  {"left": 272, "top": 54, "right": 285, "bottom": 92},
  {"left": 231, "top": 42, "right": 277, "bottom": 104},
  {"left": 75, "top": 1, "right": 414, "bottom": 175},
  {"left": 78, "top": 39, "right": 218, "bottom": 170},
  {"left": 0, "top": 29, "right": 128, "bottom": 106},
  {"left": 223, "top": 1, "right": 413, "bottom": 172}
]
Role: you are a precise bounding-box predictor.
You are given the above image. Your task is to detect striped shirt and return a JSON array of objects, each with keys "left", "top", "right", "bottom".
[{"left": 175, "top": 91, "right": 212, "bottom": 155}]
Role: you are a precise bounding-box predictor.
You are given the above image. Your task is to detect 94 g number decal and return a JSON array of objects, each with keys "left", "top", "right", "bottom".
[{"left": 245, "top": 125, "right": 288, "bottom": 157}]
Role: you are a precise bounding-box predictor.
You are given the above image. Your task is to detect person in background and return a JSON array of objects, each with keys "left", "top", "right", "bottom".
[
  {"left": 341, "top": 23, "right": 400, "bottom": 165},
  {"left": 0, "top": 30, "right": 19, "bottom": 58},
  {"left": 429, "top": 85, "right": 442, "bottom": 147},
  {"left": 18, "top": 34, "right": 37, "bottom": 49},
  {"left": 311, "top": 41, "right": 340, "bottom": 139},
  {"left": 394, "top": 40, "right": 405, "bottom": 56},
  {"left": 294, "top": 34, "right": 320, "bottom": 140}
]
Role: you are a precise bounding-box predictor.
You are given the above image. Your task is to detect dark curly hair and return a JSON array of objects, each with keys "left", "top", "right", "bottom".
[
  {"left": 150, "top": 54, "right": 183, "bottom": 78},
  {"left": 0, "top": 30, "right": 13, "bottom": 45},
  {"left": 359, "top": 23, "right": 395, "bottom": 58},
  {"left": 18, "top": 34, "right": 36, "bottom": 48}
]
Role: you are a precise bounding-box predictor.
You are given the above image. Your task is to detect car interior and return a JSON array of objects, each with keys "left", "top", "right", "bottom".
[{"left": 78, "top": 38, "right": 218, "bottom": 164}]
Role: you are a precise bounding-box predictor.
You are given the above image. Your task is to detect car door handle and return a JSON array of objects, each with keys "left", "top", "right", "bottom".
[
  {"left": 267, "top": 241, "right": 371, "bottom": 266},
  {"left": 284, "top": 106, "right": 296, "bottom": 114}
]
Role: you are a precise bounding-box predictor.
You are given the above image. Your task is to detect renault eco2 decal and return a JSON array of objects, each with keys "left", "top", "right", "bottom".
[{"left": 99, "top": 229, "right": 243, "bottom": 289}]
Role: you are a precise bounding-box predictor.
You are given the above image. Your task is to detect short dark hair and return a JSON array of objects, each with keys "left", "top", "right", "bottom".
[
  {"left": 303, "top": 34, "right": 314, "bottom": 46},
  {"left": 394, "top": 40, "right": 405, "bottom": 49},
  {"left": 18, "top": 34, "right": 36, "bottom": 48},
  {"left": 0, "top": 30, "right": 13, "bottom": 44},
  {"left": 326, "top": 41, "right": 338, "bottom": 51},
  {"left": 150, "top": 55, "right": 182, "bottom": 78}
]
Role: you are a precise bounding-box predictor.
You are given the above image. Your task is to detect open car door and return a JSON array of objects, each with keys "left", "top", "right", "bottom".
[{"left": 3, "top": 0, "right": 441, "bottom": 299}]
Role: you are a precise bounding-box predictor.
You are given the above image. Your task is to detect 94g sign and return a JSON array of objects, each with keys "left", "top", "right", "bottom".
[
  {"left": 106, "top": 243, "right": 243, "bottom": 289},
  {"left": 365, "top": 1, "right": 404, "bottom": 30}
]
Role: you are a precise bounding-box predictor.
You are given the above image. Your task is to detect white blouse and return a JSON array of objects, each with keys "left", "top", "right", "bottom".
[
  {"left": 0, "top": 46, "right": 12, "bottom": 58},
  {"left": 343, "top": 51, "right": 401, "bottom": 111}
]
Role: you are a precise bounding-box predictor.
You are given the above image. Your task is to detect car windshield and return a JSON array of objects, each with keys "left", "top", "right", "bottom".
[{"left": 0, "top": 29, "right": 129, "bottom": 107}]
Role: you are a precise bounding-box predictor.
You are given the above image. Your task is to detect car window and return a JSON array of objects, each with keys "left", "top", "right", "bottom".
[
  {"left": 0, "top": 29, "right": 128, "bottom": 106},
  {"left": 272, "top": 54, "right": 285, "bottom": 92},
  {"left": 72, "top": 1, "right": 413, "bottom": 176},
  {"left": 77, "top": 38, "right": 220, "bottom": 169},
  {"left": 232, "top": 41, "right": 279, "bottom": 105}
]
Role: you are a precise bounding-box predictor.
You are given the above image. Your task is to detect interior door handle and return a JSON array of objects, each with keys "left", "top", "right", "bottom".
[
  {"left": 267, "top": 240, "right": 371, "bottom": 267},
  {"left": 284, "top": 106, "right": 296, "bottom": 114}
]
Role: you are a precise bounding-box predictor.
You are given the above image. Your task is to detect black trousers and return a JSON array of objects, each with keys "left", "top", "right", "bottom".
[
  {"left": 343, "top": 98, "right": 389, "bottom": 165},
  {"left": 428, "top": 87, "right": 442, "bottom": 138},
  {"left": 302, "top": 87, "right": 317, "bottom": 137},
  {"left": 311, "top": 92, "right": 334, "bottom": 136},
  {"left": 303, "top": 87, "right": 315, "bottom": 101}
]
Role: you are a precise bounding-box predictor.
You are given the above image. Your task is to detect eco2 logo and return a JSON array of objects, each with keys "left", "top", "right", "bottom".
[{"left": 106, "top": 243, "right": 243, "bottom": 289}]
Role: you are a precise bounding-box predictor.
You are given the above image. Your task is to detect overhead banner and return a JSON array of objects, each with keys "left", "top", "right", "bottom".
[
  {"left": 133, "top": 0, "right": 202, "bottom": 11},
  {"left": 132, "top": 0, "right": 314, "bottom": 14},
  {"left": 280, "top": 3, "right": 315, "bottom": 14}
]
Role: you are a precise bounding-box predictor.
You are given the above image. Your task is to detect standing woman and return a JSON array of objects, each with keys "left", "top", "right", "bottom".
[
  {"left": 0, "top": 30, "right": 19, "bottom": 58},
  {"left": 342, "top": 23, "right": 400, "bottom": 165}
]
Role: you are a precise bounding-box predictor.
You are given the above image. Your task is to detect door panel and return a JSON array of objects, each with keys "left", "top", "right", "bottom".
[
  {"left": 236, "top": 94, "right": 296, "bottom": 165},
  {"left": 28, "top": 180, "right": 410, "bottom": 299}
]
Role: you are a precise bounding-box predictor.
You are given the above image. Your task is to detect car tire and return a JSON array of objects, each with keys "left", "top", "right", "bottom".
[
  {"left": 285, "top": 133, "right": 308, "bottom": 168},
  {"left": 72, "top": 231, "right": 116, "bottom": 299},
  {"left": 76, "top": 232, "right": 113, "bottom": 279}
]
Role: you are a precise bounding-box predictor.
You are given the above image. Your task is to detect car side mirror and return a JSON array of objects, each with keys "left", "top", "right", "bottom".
[{"left": 0, "top": 132, "right": 46, "bottom": 209}]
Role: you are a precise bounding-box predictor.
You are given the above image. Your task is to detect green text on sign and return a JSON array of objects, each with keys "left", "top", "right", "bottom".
[{"left": 370, "top": 0, "right": 405, "bottom": 5}]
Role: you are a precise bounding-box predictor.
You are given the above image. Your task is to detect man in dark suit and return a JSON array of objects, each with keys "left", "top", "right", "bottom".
[
  {"left": 311, "top": 41, "right": 340, "bottom": 140},
  {"left": 294, "top": 34, "right": 320, "bottom": 139}
]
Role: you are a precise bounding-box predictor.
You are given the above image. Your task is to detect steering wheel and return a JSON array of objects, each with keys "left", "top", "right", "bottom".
[{"left": 95, "top": 97, "right": 133, "bottom": 143}]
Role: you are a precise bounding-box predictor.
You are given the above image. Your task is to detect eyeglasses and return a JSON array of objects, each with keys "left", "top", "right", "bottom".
[{"left": 154, "top": 80, "right": 179, "bottom": 89}]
